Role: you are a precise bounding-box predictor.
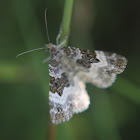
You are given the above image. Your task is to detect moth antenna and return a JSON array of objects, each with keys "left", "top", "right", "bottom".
[
  {"left": 16, "top": 47, "right": 45, "bottom": 58},
  {"left": 16, "top": 9, "right": 50, "bottom": 58},
  {"left": 45, "top": 8, "right": 50, "bottom": 43}
]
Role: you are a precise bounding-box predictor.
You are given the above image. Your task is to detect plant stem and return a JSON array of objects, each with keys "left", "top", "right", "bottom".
[
  {"left": 60, "top": 0, "right": 74, "bottom": 45},
  {"left": 48, "top": 122, "right": 55, "bottom": 140}
]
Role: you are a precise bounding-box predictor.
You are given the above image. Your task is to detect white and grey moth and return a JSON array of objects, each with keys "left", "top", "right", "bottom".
[{"left": 46, "top": 32, "right": 127, "bottom": 125}]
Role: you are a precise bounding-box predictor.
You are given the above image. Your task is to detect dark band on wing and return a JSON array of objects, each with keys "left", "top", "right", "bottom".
[
  {"left": 49, "top": 73, "right": 70, "bottom": 96},
  {"left": 63, "top": 47, "right": 80, "bottom": 58},
  {"left": 76, "top": 49, "right": 100, "bottom": 68},
  {"left": 103, "top": 52, "right": 127, "bottom": 74}
]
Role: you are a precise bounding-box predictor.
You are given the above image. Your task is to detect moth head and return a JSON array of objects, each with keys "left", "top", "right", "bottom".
[{"left": 45, "top": 43, "right": 57, "bottom": 52}]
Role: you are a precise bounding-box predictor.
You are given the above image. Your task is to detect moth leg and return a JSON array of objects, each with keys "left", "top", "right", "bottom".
[
  {"left": 57, "top": 32, "right": 70, "bottom": 47},
  {"left": 56, "top": 24, "right": 62, "bottom": 45},
  {"left": 56, "top": 24, "right": 70, "bottom": 47}
]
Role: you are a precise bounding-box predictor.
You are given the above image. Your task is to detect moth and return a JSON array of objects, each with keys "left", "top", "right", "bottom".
[
  {"left": 46, "top": 31, "right": 127, "bottom": 125},
  {"left": 17, "top": 27, "right": 127, "bottom": 125}
]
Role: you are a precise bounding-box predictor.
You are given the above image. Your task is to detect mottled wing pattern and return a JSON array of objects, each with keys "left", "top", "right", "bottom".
[
  {"left": 102, "top": 51, "right": 127, "bottom": 74},
  {"left": 61, "top": 47, "right": 127, "bottom": 88},
  {"left": 81, "top": 50, "right": 127, "bottom": 88},
  {"left": 49, "top": 58, "right": 73, "bottom": 124},
  {"left": 49, "top": 46, "right": 127, "bottom": 124},
  {"left": 49, "top": 48, "right": 90, "bottom": 124}
]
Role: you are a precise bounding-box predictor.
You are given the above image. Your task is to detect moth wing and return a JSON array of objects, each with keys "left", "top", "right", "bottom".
[
  {"left": 49, "top": 47, "right": 127, "bottom": 124},
  {"left": 72, "top": 77, "right": 90, "bottom": 114},
  {"left": 49, "top": 56, "right": 90, "bottom": 124},
  {"left": 61, "top": 47, "right": 127, "bottom": 88},
  {"left": 77, "top": 50, "right": 127, "bottom": 88}
]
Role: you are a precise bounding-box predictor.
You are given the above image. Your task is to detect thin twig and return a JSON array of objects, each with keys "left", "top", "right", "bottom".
[{"left": 48, "top": 122, "right": 55, "bottom": 140}]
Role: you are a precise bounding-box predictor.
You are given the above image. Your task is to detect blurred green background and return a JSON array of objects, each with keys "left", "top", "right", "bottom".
[{"left": 0, "top": 0, "right": 140, "bottom": 140}]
